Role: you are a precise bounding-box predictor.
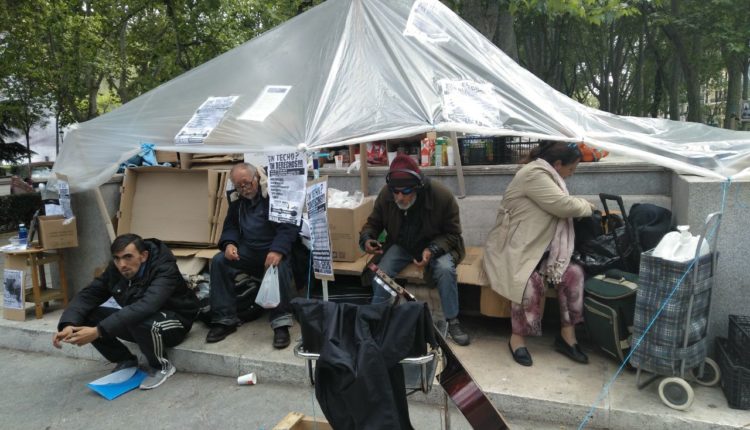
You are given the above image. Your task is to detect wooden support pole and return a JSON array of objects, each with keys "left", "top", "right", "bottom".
[
  {"left": 450, "top": 131, "right": 466, "bottom": 199},
  {"left": 359, "top": 142, "right": 369, "bottom": 196},
  {"left": 94, "top": 186, "right": 116, "bottom": 242}
]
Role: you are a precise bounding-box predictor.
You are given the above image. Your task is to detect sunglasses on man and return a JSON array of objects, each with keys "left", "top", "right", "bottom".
[{"left": 389, "top": 186, "right": 416, "bottom": 195}]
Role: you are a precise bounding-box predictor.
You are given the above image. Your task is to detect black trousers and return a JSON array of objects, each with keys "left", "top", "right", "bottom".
[
  {"left": 85, "top": 307, "right": 190, "bottom": 370},
  {"left": 209, "top": 243, "right": 294, "bottom": 329}
]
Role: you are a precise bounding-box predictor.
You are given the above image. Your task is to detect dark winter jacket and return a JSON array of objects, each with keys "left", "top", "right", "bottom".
[
  {"left": 58, "top": 239, "right": 199, "bottom": 338},
  {"left": 218, "top": 193, "right": 299, "bottom": 257},
  {"left": 292, "top": 298, "right": 436, "bottom": 430},
  {"left": 359, "top": 177, "right": 465, "bottom": 263}
]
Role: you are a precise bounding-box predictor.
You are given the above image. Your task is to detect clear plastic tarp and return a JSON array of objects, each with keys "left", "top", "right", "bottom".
[{"left": 53, "top": 0, "right": 750, "bottom": 191}]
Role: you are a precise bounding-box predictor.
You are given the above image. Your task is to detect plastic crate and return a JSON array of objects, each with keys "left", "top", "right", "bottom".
[
  {"left": 729, "top": 315, "right": 750, "bottom": 367},
  {"left": 458, "top": 136, "right": 497, "bottom": 165},
  {"left": 716, "top": 337, "right": 750, "bottom": 410},
  {"left": 500, "top": 138, "right": 538, "bottom": 164}
]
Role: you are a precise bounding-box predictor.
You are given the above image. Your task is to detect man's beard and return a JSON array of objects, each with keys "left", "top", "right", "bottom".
[
  {"left": 396, "top": 197, "right": 416, "bottom": 211},
  {"left": 240, "top": 189, "right": 258, "bottom": 200}
]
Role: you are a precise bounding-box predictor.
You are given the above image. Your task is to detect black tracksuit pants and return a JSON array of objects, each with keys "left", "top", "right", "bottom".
[{"left": 84, "top": 307, "right": 190, "bottom": 371}]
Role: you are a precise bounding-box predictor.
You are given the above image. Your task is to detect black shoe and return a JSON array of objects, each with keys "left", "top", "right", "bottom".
[
  {"left": 206, "top": 324, "right": 237, "bottom": 343},
  {"left": 447, "top": 319, "right": 471, "bottom": 346},
  {"left": 273, "top": 326, "right": 290, "bottom": 349},
  {"left": 554, "top": 335, "right": 589, "bottom": 364},
  {"left": 508, "top": 342, "right": 533, "bottom": 367}
]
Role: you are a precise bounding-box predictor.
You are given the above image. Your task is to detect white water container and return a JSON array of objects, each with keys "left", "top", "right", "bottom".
[{"left": 653, "top": 225, "right": 709, "bottom": 262}]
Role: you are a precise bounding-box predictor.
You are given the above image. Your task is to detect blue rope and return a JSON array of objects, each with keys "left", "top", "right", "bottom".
[{"left": 577, "top": 180, "right": 730, "bottom": 429}]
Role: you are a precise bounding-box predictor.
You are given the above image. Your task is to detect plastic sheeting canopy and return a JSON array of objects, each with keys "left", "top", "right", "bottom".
[{"left": 53, "top": 0, "right": 750, "bottom": 191}]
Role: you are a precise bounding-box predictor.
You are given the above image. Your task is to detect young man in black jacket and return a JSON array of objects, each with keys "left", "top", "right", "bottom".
[{"left": 53, "top": 234, "right": 199, "bottom": 390}]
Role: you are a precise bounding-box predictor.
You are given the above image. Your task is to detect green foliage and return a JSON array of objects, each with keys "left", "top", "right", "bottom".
[{"left": 0, "top": 192, "right": 41, "bottom": 233}]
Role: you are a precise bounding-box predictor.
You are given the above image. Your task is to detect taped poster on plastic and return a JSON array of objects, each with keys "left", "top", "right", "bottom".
[{"left": 306, "top": 177, "right": 334, "bottom": 281}]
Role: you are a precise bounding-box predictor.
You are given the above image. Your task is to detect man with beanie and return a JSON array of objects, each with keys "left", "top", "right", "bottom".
[{"left": 359, "top": 153, "right": 470, "bottom": 346}]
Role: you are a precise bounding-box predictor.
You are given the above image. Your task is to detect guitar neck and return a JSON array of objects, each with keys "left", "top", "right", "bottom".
[{"left": 368, "top": 263, "right": 510, "bottom": 429}]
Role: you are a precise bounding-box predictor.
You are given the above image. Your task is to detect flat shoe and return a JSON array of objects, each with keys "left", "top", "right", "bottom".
[
  {"left": 508, "top": 342, "right": 533, "bottom": 367},
  {"left": 554, "top": 335, "right": 589, "bottom": 364}
]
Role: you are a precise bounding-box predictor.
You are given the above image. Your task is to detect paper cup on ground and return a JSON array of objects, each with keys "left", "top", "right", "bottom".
[
  {"left": 387, "top": 151, "right": 397, "bottom": 165},
  {"left": 334, "top": 155, "right": 344, "bottom": 168},
  {"left": 237, "top": 372, "right": 257, "bottom": 385}
]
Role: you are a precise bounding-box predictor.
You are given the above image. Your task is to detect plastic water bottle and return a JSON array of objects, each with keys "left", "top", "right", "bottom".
[
  {"left": 18, "top": 223, "right": 28, "bottom": 244},
  {"left": 673, "top": 226, "right": 710, "bottom": 261}
]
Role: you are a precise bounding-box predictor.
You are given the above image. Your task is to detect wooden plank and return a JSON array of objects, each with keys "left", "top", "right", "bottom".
[
  {"left": 359, "top": 142, "right": 368, "bottom": 196},
  {"left": 273, "top": 412, "right": 332, "bottom": 430},
  {"left": 94, "top": 187, "right": 116, "bottom": 242}
]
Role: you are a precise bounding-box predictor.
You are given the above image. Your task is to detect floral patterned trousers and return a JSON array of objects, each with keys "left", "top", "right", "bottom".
[{"left": 510, "top": 263, "right": 585, "bottom": 336}]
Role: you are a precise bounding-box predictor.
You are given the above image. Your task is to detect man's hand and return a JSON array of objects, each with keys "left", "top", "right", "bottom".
[
  {"left": 413, "top": 248, "right": 433, "bottom": 268},
  {"left": 52, "top": 326, "right": 74, "bottom": 349},
  {"left": 264, "top": 251, "right": 283, "bottom": 269},
  {"left": 63, "top": 326, "right": 99, "bottom": 347},
  {"left": 364, "top": 239, "right": 384, "bottom": 255},
  {"left": 224, "top": 244, "right": 240, "bottom": 261}
]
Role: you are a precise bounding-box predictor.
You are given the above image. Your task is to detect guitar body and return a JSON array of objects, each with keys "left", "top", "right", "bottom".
[{"left": 368, "top": 263, "right": 510, "bottom": 430}]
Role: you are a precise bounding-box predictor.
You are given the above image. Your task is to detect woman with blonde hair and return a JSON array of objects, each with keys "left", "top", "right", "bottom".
[{"left": 483, "top": 141, "right": 595, "bottom": 366}]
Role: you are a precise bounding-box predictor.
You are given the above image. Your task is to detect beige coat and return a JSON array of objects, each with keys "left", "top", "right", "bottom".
[{"left": 482, "top": 160, "right": 592, "bottom": 303}]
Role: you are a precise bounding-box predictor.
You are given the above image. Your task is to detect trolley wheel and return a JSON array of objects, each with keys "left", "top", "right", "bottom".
[
  {"left": 692, "top": 357, "right": 721, "bottom": 387},
  {"left": 658, "top": 377, "right": 694, "bottom": 410}
]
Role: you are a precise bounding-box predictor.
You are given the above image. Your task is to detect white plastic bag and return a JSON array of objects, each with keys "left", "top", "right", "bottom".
[{"left": 255, "top": 266, "right": 280, "bottom": 309}]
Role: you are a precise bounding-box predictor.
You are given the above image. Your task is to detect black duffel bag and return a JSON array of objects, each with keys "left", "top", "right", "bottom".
[{"left": 573, "top": 194, "right": 640, "bottom": 276}]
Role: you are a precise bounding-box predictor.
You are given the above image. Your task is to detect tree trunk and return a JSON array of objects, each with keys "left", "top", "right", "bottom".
[
  {"left": 668, "top": 56, "right": 680, "bottom": 120},
  {"left": 635, "top": 29, "right": 645, "bottom": 116},
  {"left": 493, "top": 10, "right": 518, "bottom": 61},
  {"left": 25, "top": 129, "right": 32, "bottom": 177},
  {"left": 662, "top": 0, "right": 702, "bottom": 122},
  {"left": 723, "top": 55, "right": 744, "bottom": 129},
  {"left": 743, "top": 58, "right": 749, "bottom": 101}
]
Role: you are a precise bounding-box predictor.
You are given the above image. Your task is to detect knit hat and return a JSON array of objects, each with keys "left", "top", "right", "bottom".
[{"left": 387, "top": 154, "right": 422, "bottom": 188}]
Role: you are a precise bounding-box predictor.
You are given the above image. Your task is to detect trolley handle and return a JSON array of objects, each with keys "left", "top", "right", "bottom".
[{"left": 599, "top": 193, "right": 628, "bottom": 222}]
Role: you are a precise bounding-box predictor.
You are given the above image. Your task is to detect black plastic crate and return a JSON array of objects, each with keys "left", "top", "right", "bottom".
[
  {"left": 500, "top": 138, "right": 539, "bottom": 164},
  {"left": 458, "top": 136, "right": 498, "bottom": 165},
  {"left": 729, "top": 315, "right": 750, "bottom": 367},
  {"left": 716, "top": 337, "right": 750, "bottom": 410}
]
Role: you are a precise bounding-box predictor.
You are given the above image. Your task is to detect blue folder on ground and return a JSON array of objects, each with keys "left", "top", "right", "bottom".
[{"left": 87, "top": 367, "right": 147, "bottom": 400}]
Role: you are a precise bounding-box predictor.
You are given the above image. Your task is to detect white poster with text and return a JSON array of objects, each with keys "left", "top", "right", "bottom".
[
  {"left": 267, "top": 152, "right": 307, "bottom": 225},
  {"left": 306, "top": 178, "right": 334, "bottom": 280}
]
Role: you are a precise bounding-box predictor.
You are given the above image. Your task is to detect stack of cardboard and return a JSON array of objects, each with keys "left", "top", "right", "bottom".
[
  {"left": 117, "top": 166, "right": 230, "bottom": 275},
  {"left": 180, "top": 153, "right": 243, "bottom": 170}
]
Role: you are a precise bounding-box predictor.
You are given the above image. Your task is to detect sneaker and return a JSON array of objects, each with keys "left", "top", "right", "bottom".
[
  {"left": 206, "top": 324, "right": 237, "bottom": 343},
  {"left": 447, "top": 319, "right": 470, "bottom": 346},
  {"left": 272, "top": 326, "right": 291, "bottom": 349},
  {"left": 111, "top": 358, "right": 139, "bottom": 373},
  {"left": 139, "top": 363, "right": 176, "bottom": 390}
]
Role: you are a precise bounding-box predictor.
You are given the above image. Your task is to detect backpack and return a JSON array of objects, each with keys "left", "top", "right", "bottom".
[{"left": 628, "top": 203, "right": 674, "bottom": 252}]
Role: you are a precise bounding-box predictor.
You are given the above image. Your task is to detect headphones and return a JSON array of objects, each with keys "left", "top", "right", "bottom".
[{"left": 385, "top": 168, "right": 424, "bottom": 189}]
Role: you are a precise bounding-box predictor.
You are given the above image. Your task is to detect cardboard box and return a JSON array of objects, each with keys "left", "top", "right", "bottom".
[
  {"left": 38, "top": 215, "right": 78, "bottom": 249},
  {"left": 117, "top": 167, "right": 226, "bottom": 246},
  {"left": 328, "top": 197, "right": 374, "bottom": 262},
  {"left": 457, "top": 246, "right": 489, "bottom": 286},
  {"left": 480, "top": 286, "right": 511, "bottom": 318}
]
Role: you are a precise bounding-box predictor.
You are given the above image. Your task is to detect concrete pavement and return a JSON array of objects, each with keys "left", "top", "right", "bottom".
[{"left": 0, "top": 299, "right": 747, "bottom": 429}]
